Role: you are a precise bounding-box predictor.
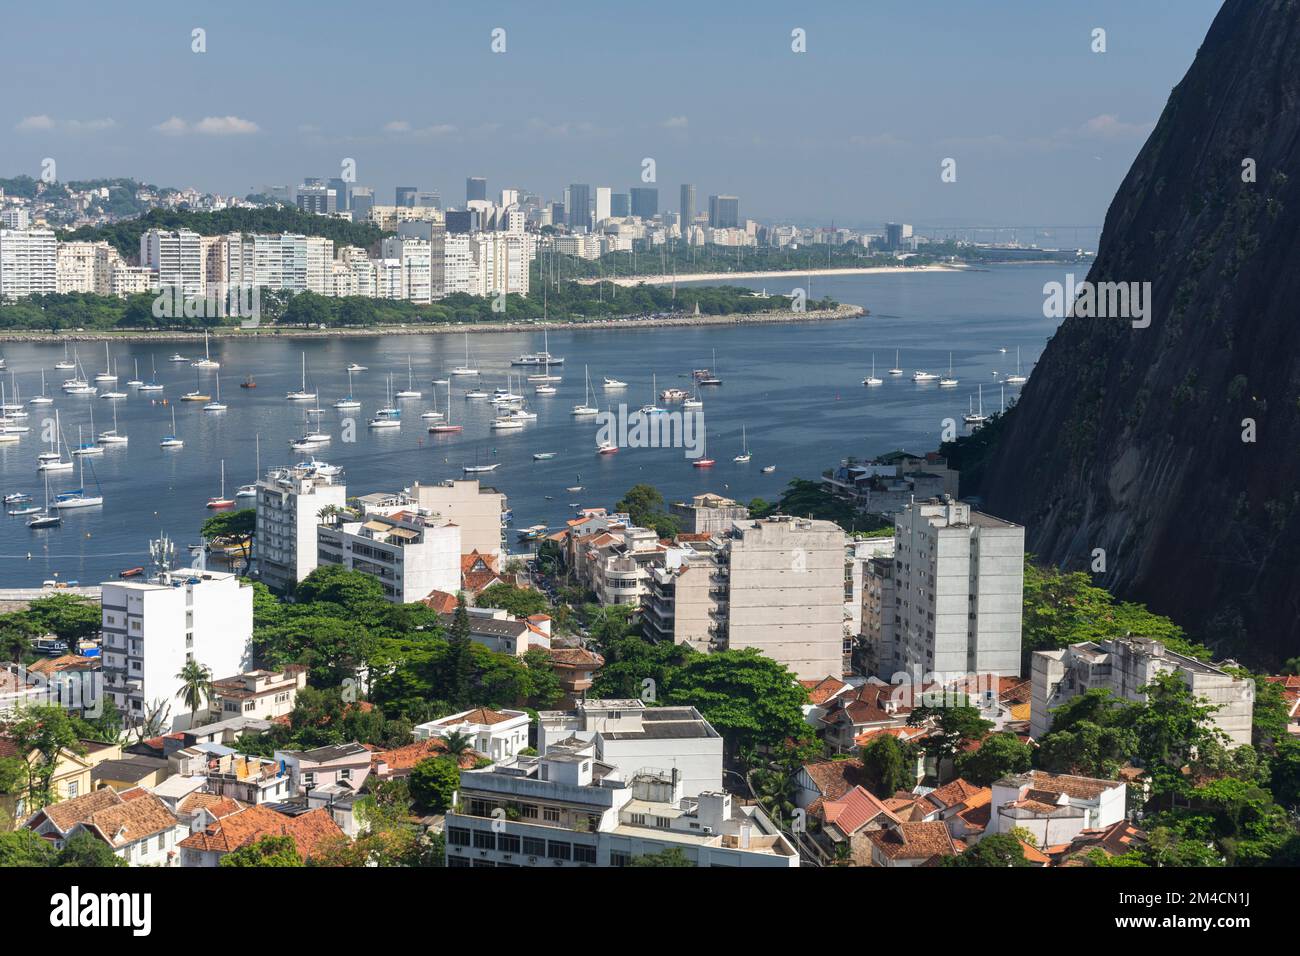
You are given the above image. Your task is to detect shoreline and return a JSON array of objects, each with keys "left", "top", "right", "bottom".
[
  {"left": 580, "top": 263, "right": 970, "bottom": 288},
  {"left": 0, "top": 304, "right": 864, "bottom": 343}
]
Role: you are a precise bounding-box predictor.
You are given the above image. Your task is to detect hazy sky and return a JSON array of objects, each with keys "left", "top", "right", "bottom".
[{"left": 2, "top": 0, "right": 1224, "bottom": 228}]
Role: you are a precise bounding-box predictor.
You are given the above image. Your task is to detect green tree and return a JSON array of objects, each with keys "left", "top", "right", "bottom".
[
  {"left": 955, "top": 731, "right": 1033, "bottom": 786},
  {"left": 627, "top": 847, "right": 695, "bottom": 867},
  {"left": 1271, "top": 738, "right": 1300, "bottom": 809},
  {"left": 941, "top": 832, "right": 1033, "bottom": 867},
  {"left": 445, "top": 595, "right": 475, "bottom": 708},
  {"left": 860, "top": 735, "right": 915, "bottom": 798},
  {"left": 175, "top": 660, "right": 214, "bottom": 727},
  {"left": 907, "top": 700, "right": 993, "bottom": 773},
  {"left": 200, "top": 508, "right": 255, "bottom": 540},
  {"left": 8, "top": 706, "right": 87, "bottom": 807},
  {"left": 220, "top": 834, "right": 303, "bottom": 867},
  {"left": 440, "top": 730, "right": 474, "bottom": 761},
  {"left": 0, "top": 828, "right": 57, "bottom": 867},
  {"left": 614, "top": 484, "right": 679, "bottom": 538},
  {"left": 409, "top": 755, "right": 462, "bottom": 814},
  {"left": 294, "top": 565, "right": 388, "bottom": 621},
  {"left": 476, "top": 583, "right": 550, "bottom": 619},
  {"left": 54, "top": 832, "right": 126, "bottom": 867},
  {"left": 1125, "top": 672, "right": 1228, "bottom": 799},
  {"left": 19, "top": 594, "right": 102, "bottom": 646}
]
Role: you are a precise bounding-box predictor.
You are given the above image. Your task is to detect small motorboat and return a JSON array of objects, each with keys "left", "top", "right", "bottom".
[
  {"left": 240, "top": 376, "right": 257, "bottom": 389},
  {"left": 533, "top": 452, "right": 557, "bottom": 460},
  {"left": 8, "top": 506, "right": 42, "bottom": 516},
  {"left": 3, "top": 492, "right": 31, "bottom": 504},
  {"left": 762, "top": 465, "right": 776, "bottom": 474},
  {"left": 692, "top": 458, "right": 716, "bottom": 468},
  {"left": 119, "top": 567, "right": 144, "bottom": 578}
]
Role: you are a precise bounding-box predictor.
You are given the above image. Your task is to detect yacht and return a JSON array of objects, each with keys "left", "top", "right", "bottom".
[
  {"left": 888, "top": 350, "right": 904, "bottom": 376},
  {"left": 181, "top": 368, "right": 210, "bottom": 401},
  {"left": 347, "top": 362, "right": 368, "bottom": 373},
  {"left": 206, "top": 460, "right": 235, "bottom": 509},
  {"left": 71, "top": 422, "right": 103, "bottom": 457},
  {"left": 465, "top": 387, "right": 490, "bottom": 399},
  {"left": 1005, "top": 347, "right": 1028, "bottom": 385},
  {"left": 100, "top": 389, "right": 127, "bottom": 400},
  {"left": 761, "top": 465, "right": 777, "bottom": 474},
  {"left": 138, "top": 357, "right": 164, "bottom": 392},
  {"left": 863, "top": 354, "right": 883, "bottom": 387},
  {"left": 639, "top": 375, "right": 666, "bottom": 416},
  {"left": 203, "top": 372, "right": 228, "bottom": 411},
  {"left": 659, "top": 386, "right": 690, "bottom": 402},
  {"left": 512, "top": 329, "right": 564, "bottom": 366},
  {"left": 572, "top": 366, "right": 598, "bottom": 417},
  {"left": 160, "top": 406, "right": 184, "bottom": 448},
  {"left": 733, "top": 425, "right": 752, "bottom": 463},
  {"left": 334, "top": 368, "right": 361, "bottom": 409},
  {"left": 394, "top": 356, "right": 421, "bottom": 399},
  {"left": 27, "top": 474, "right": 62, "bottom": 528},
  {"left": 51, "top": 455, "right": 104, "bottom": 510},
  {"left": 38, "top": 411, "right": 74, "bottom": 471},
  {"left": 54, "top": 345, "right": 76, "bottom": 371},
  {"left": 169, "top": 353, "right": 189, "bottom": 362},
  {"left": 97, "top": 401, "right": 129, "bottom": 445},
  {"left": 286, "top": 353, "right": 317, "bottom": 401},
  {"left": 912, "top": 369, "right": 938, "bottom": 382},
  {"left": 532, "top": 452, "right": 557, "bottom": 461},
  {"left": 127, "top": 359, "right": 144, "bottom": 388},
  {"left": 373, "top": 374, "right": 400, "bottom": 417},
  {"left": 692, "top": 457, "right": 716, "bottom": 468},
  {"left": 192, "top": 332, "right": 220, "bottom": 369},
  {"left": 463, "top": 462, "right": 500, "bottom": 473},
  {"left": 602, "top": 376, "right": 628, "bottom": 390},
  {"left": 964, "top": 385, "right": 989, "bottom": 426},
  {"left": 428, "top": 382, "right": 463, "bottom": 433},
  {"left": 368, "top": 414, "right": 401, "bottom": 429},
  {"left": 235, "top": 436, "right": 261, "bottom": 498},
  {"left": 527, "top": 371, "right": 562, "bottom": 384},
  {"left": 938, "top": 353, "right": 958, "bottom": 388},
  {"left": 596, "top": 440, "right": 619, "bottom": 455},
  {"left": 94, "top": 344, "right": 118, "bottom": 382},
  {"left": 450, "top": 333, "right": 479, "bottom": 376},
  {"left": 490, "top": 415, "right": 526, "bottom": 431},
  {"left": 534, "top": 383, "right": 557, "bottom": 396},
  {"left": 29, "top": 370, "right": 53, "bottom": 405}
]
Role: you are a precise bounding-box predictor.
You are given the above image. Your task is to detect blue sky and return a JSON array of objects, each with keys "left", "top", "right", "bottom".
[{"left": 1, "top": 0, "right": 1224, "bottom": 228}]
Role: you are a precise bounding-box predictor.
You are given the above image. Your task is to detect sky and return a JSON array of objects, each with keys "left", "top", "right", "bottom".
[{"left": 1, "top": 0, "right": 1225, "bottom": 229}]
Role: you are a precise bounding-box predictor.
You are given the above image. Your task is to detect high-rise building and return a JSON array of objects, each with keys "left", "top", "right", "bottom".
[
  {"left": 466, "top": 177, "right": 487, "bottom": 203},
  {"left": 224, "top": 233, "right": 333, "bottom": 295},
  {"left": 101, "top": 567, "right": 253, "bottom": 729},
  {"left": 296, "top": 183, "right": 337, "bottom": 215},
  {"left": 409, "top": 479, "right": 507, "bottom": 560},
  {"left": 610, "top": 193, "right": 630, "bottom": 218},
  {"left": 416, "top": 191, "right": 441, "bottom": 209},
  {"left": 55, "top": 241, "right": 101, "bottom": 294},
  {"left": 679, "top": 184, "right": 695, "bottom": 235},
  {"left": 381, "top": 236, "right": 433, "bottom": 303},
  {"left": 396, "top": 220, "right": 446, "bottom": 299},
  {"left": 893, "top": 499, "right": 1024, "bottom": 679},
  {"left": 551, "top": 201, "right": 565, "bottom": 226},
  {"left": 567, "top": 184, "right": 591, "bottom": 231},
  {"left": 444, "top": 210, "right": 474, "bottom": 235},
  {"left": 395, "top": 186, "right": 418, "bottom": 208},
  {"left": 883, "top": 222, "right": 913, "bottom": 251},
  {"left": 140, "top": 229, "right": 204, "bottom": 297},
  {"left": 254, "top": 464, "right": 348, "bottom": 593},
  {"left": 594, "top": 187, "right": 611, "bottom": 224},
  {"left": 350, "top": 187, "right": 375, "bottom": 222},
  {"left": 630, "top": 187, "right": 658, "bottom": 219},
  {"left": 327, "top": 177, "right": 350, "bottom": 212},
  {"left": 317, "top": 510, "right": 461, "bottom": 603},
  {"left": 0, "top": 207, "right": 31, "bottom": 229},
  {"left": 708, "top": 194, "right": 739, "bottom": 229}
]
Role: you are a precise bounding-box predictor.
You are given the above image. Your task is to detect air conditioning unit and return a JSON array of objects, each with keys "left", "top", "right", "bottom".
[{"left": 527, "top": 855, "right": 538, "bottom": 863}]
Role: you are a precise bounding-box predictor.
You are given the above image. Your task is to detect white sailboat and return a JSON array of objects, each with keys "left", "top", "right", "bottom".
[
  {"left": 97, "top": 400, "right": 129, "bottom": 444},
  {"left": 29, "top": 370, "right": 53, "bottom": 405},
  {"left": 192, "top": 331, "right": 220, "bottom": 369},
  {"left": 420, "top": 385, "right": 444, "bottom": 420},
  {"left": 428, "top": 381, "right": 463, "bottom": 432},
  {"left": 54, "top": 344, "right": 75, "bottom": 371},
  {"left": 334, "top": 368, "right": 361, "bottom": 409},
  {"left": 139, "top": 355, "right": 164, "bottom": 392},
  {"left": 863, "top": 354, "right": 883, "bottom": 387},
  {"left": 38, "top": 410, "right": 74, "bottom": 470},
  {"left": 94, "top": 343, "right": 118, "bottom": 382},
  {"left": 236, "top": 435, "right": 260, "bottom": 498},
  {"left": 450, "top": 332, "right": 478, "bottom": 376},
  {"left": 206, "top": 460, "right": 235, "bottom": 508},
  {"left": 127, "top": 359, "right": 143, "bottom": 388},
  {"left": 888, "top": 349, "right": 903, "bottom": 376},
  {"left": 203, "top": 371, "right": 227, "bottom": 412},
  {"left": 51, "top": 453, "right": 103, "bottom": 509},
  {"left": 160, "top": 406, "right": 184, "bottom": 448},
  {"left": 512, "top": 328, "right": 564, "bottom": 366},
  {"left": 964, "top": 385, "right": 988, "bottom": 426},
  {"left": 733, "top": 425, "right": 752, "bottom": 463},
  {"left": 394, "top": 356, "right": 421, "bottom": 398},
  {"left": 639, "top": 374, "right": 666, "bottom": 415},
  {"left": 368, "top": 377, "right": 400, "bottom": 428},
  {"left": 571, "top": 366, "right": 598, "bottom": 416},
  {"left": 27, "top": 472, "right": 62, "bottom": 528},
  {"left": 939, "top": 352, "right": 958, "bottom": 388},
  {"left": 72, "top": 414, "right": 103, "bottom": 456},
  {"left": 286, "top": 353, "right": 316, "bottom": 400},
  {"left": 1005, "top": 346, "right": 1028, "bottom": 385}
]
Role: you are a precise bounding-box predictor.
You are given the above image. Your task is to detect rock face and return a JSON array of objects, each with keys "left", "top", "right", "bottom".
[{"left": 981, "top": 0, "right": 1300, "bottom": 665}]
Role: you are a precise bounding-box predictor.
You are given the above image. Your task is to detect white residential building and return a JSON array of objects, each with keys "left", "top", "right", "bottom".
[
  {"left": 254, "top": 463, "right": 347, "bottom": 593},
  {"left": 474, "top": 232, "right": 530, "bottom": 296},
  {"left": 415, "top": 706, "right": 531, "bottom": 762},
  {"left": 381, "top": 236, "right": 433, "bottom": 303},
  {"left": 100, "top": 569, "right": 254, "bottom": 730},
  {"left": 989, "top": 770, "right": 1127, "bottom": 847},
  {"left": 443, "top": 233, "right": 480, "bottom": 296},
  {"left": 25, "top": 787, "right": 184, "bottom": 867},
  {"left": 208, "top": 666, "right": 307, "bottom": 722},
  {"left": 537, "top": 699, "right": 723, "bottom": 799},
  {"left": 893, "top": 499, "right": 1024, "bottom": 680},
  {"left": 55, "top": 240, "right": 100, "bottom": 293},
  {"left": 141, "top": 228, "right": 204, "bottom": 297},
  {"left": 315, "top": 508, "right": 461, "bottom": 603},
  {"left": 409, "top": 479, "right": 507, "bottom": 560},
  {"left": 0, "top": 227, "right": 57, "bottom": 297}
]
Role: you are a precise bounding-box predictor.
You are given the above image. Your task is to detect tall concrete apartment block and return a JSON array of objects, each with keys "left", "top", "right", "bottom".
[
  {"left": 140, "top": 228, "right": 204, "bottom": 297},
  {"left": 410, "top": 479, "right": 506, "bottom": 561},
  {"left": 254, "top": 465, "right": 348, "bottom": 593},
  {"left": 1032, "top": 637, "right": 1255, "bottom": 747},
  {"left": 0, "top": 227, "right": 58, "bottom": 297},
  {"left": 670, "top": 493, "right": 749, "bottom": 534},
  {"left": 724, "top": 517, "right": 847, "bottom": 680},
  {"left": 101, "top": 569, "right": 253, "bottom": 729},
  {"left": 894, "top": 499, "right": 1024, "bottom": 679}
]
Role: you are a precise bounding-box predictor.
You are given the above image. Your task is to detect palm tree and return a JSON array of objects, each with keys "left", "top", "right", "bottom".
[
  {"left": 175, "top": 660, "right": 213, "bottom": 727},
  {"left": 441, "top": 730, "right": 475, "bottom": 761},
  {"left": 317, "top": 505, "right": 341, "bottom": 526}
]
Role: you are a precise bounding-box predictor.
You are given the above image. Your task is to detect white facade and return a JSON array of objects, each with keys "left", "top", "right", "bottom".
[
  {"left": 410, "top": 479, "right": 506, "bottom": 560},
  {"left": 989, "top": 770, "right": 1126, "bottom": 847},
  {"left": 101, "top": 570, "right": 254, "bottom": 730},
  {"left": 894, "top": 499, "right": 1024, "bottom": 680},
  {"left": 254, "top": 464, "right": 347, "bottom": 593},
  {"left": 0, "top": 227, "right": 57, "bottom": 297},
  {"left": 381, "top": 236, "right": 432, "bottom": 303},
  {"left": 141, "top": 228, "right": 204, "bottom": 297},
  {"left": 414, "top": 707, "right": 531, "bottom": 762},
  {"left": 316, "top": 510, "right": 460, "bottom": 603}
]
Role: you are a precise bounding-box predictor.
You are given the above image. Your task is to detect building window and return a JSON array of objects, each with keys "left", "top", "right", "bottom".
[
  {"left": 446, "top": 827, "right": 471, "bottom": 847},
  {"left": 547, "top": 840, "right": 572, "bottom": 861},
  {"left": 472, "top": 830, "right": 495, "bottom": 850},
  {"left": 522, "top": 836, "right": 546, "bottom": 857},
  {"left": 543, "top": 806, "right": 560, "bottom": 823},
  {"left": 609, "top": 850, "right": 631, "bottom": 867},
  {"left": 521, "top": 804, "right": 538, "bottom": 819},
  {"left": 498, "top": 833, "right": 521, "bottom": 854},
  {"left": 67, "top": 781, "right": 79, "bottom": 798},
  {"left": 573, "top": 843, "right": 597, "bottom": 864}
]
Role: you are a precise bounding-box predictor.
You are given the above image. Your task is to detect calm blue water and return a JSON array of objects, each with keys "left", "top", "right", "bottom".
[{"left": 0, "top": 263, "right": 1067, "bottom": 586}]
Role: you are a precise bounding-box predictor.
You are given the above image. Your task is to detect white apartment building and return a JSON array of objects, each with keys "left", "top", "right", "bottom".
[
  {"left": 443, "top": 233, "right": 479, "bottom": 296},
  {"left": 414, "top": 706, "right": 531, "bottom": 762},
  {"left": 254, "top": 464, "right": 347, "bottom": 593},
  {"left": 380, "top": 236, "right": 433, "bottom": 303},
  {"left": 225, "top": 233, "right": 334, "bottom": 295},
  {"left": 110, "top": 265, "right": 155, "bottom": 296},
  {"left": 141, "top": 228, "right": 204, "bottom": 297},
  {"left": 208, "top": 666, "right": 307, "bottom": 722},
  {"left": 0, "top": 227, "right": 57, "bottom": 297},
  {"left": 474, "top": 232, "right": 530, "bottom": 296},
  {"left": 409, "top": 479, "right": 506, "bottom": 560},
  {"left": 100, "top": 568, "right": 254, "bottom": 730},
  {"left": 724, "top": 516, "right": 847, "bottom": 681},
  {"left": 55, "top": 240, "right": 100, "bottom": 293},
  {"left": 446, "top": 740, "right": 797, "bottom": 868},
  {"left": 893, "top": 499, "right": 1024, "bottom": 680},
  {"left": 989, "top": 770, "right": 1126, "bottom": 847},
  {"left": 0, "top": 207, "right": 31, "bottom": 229},
  {"left": 1031, "top": 636, "right": 1255, "bottom": 746},
  {"left": 316, "top": 508, "right": 460, "bottom": 603},
  {"left": 335, "top": 245, "right": 375, "bottom": 297},
  {"left": 594, "top": 186, "right": 611, "bottom": 224},
  {"left": 537, "top": 699, "right": 723, "bottom": 799}
]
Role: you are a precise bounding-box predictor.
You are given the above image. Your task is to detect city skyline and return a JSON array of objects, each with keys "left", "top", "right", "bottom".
[{"left": 1, "top": 0, "right": 1222, "bottom": 227}]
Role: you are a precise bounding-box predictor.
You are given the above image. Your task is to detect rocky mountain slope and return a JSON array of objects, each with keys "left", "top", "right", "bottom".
[{"left": 981, "top": 0, "right": 1300, "bottom": 665}]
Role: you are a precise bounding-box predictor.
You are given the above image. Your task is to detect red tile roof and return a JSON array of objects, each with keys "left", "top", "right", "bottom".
[
  {"left": 800, "top": 676, "right": 850, "bottom": 706},
  {"left": 867, "top": 821, "right": 958, "bottom": 861},
  {"left": 421, "top": 590, "right": 460, "bottom": 613},
  {"left": 178, "top": 805, "right": 343, "bottom": 860},
  {"left": 821, "top": 786, "right": 902, "bottom": 835}
]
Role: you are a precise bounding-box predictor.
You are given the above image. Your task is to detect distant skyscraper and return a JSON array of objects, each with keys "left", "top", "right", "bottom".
[
  {"left": 467, "top": 177, "right": 487, "bottom": 203},
  {"left": 594, "top": 187, "right": 611, "bottom": 224},
  {"left": 680, "top": 184, "right": 695, "bottom": 236},
  {"left": 551, "top": 201, "right": 566, "bottom": 226},
  {"left": 327, "top": 178, "right": 350, "bottom": 212},
  {"left": 708, "top": 194, "right": 739, "bottom": 229},
  {"left": 568, "top": 184, "right": 591, "bottom": 231},
  {"left": 630, "top": 187, "right": 659, "bottom": 219},
  {"left": 416, "top": 190, "right": 441, "bottom": 209},
  {"left": 395, "top": 186, "right": 418, "bottom": 208},
  {"left": 350, "top": 188, "right": 374, "bottom": 222},
  {"left": 610, "top": 193, "right": 630, "bottom": 218},
  {"left": 445, "top": 210, "right": 474, "bottom": 235},
  {"left": 297, "top": 184, "right": 337, "bottom": 215}
]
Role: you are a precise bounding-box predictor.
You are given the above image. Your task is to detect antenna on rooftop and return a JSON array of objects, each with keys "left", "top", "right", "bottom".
[{"left": 149, "top": 532, "right": 176, "bottom": 577}]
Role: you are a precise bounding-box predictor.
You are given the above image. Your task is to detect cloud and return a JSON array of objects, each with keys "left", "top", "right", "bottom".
[
  {"left": 1076, "top": 113, "right": 1154, "bottom": 140},
  {"left": 15, "top": 115, "right": 114, "bottom": 133},
  {"left": 662, "top": 115, "right": 689, "bottom": 129},
  {"left": 526, "top": 118, "right": 599, "bottom": 138},
  {"left": 193, "top": 115, "right": 259, "bottom": 135},
  {"left": 383, "top": 120, "right": 412, "bottom": 133}
]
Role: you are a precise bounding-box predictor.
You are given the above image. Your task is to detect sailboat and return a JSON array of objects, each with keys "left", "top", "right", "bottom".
[
  {"left": 368, "top": 377, "right": 400, "bottom": 428},
  {"left": 192, "top": 331, "right": 220, "bottom": 369},
  {"left": 696, "top": 348, "right": 722, "bottom": 386},
  {"left": 72, "top": 416, "right": 103, "bottom": 456},
  {"left": 1005, "top": 347, "right": 1028, "bottom": 385},
  {"left": 888, "top": 349, "right": 903, "bottom": 376},
  {"left": 97, "top": 400, "right": 129, "bottom": 444},
  {"left": 51, "top": 453, "right": 103, "bottom": 509},
  {"left": 182, "top": 368, "right": 210, "bottom": 401},
  {"left": 939, "top": 352, "right": 958, "bottom": 388},
  {"left": 236, "top": 436, "right": 260, "bottom": 498},
  {"left": 964, "top": 385, "right": 988, "bottom": 426},
  {"left": 160, "top": 406, "right": 184, "bottom": 448},
  {"left": 207, "top": 460, "right": 235, "bottom": 508},
  {"left": 428, "top": 381, "right": 462, "bottom": 432},
  {"left": 419, "top": 383, "right": 445, "bottom": 421},
  {"left": 394, "top": 356, "right": 421, "bottom": 399},
  {"left": 334, "top": 368, "right": 361, "bottom": 409},
  {"left": 373, "top": 374, "right": 400, "bottom": 416},
  {"left": 291, "top": 408, "right": 332, "bottom": 447},
  {"left": 203, "top": 372, "right": 227, "bottom": 412},
  {"left": 27, "top": 472, "right": 61, "bottom": 528},
  {"left": 29, "top": 370, "right": 53, "bottom": 405},
  {"left": 863, "top": 354, "right": 883, "bottom": 387},
  {"left": 127, "top": 359, "right": 143, "bottom": 388},
  {"left": 94, "top": 343, "right": 117, "bottom": 382},
  {"left": 139, "top": 355, "right": 164, "bottom": 392},
  {"left": 733, "top": 425, "right": 752, "bottom": 463},
  {"left": 38, "top": 410, "right": 73, "bottom": 470},
  {"left": 286, "top": 353, "right": 316, "bottom": 400},
  {"left": 571, "top": 366, "right": 598, "bottom": 416},
  {"left": 639, "top": 374, "right": 666, "bottom": 415},
  {"left": 683, "top": 383, "right": 703, "bottom": 409},
  {"left": 692, "top": 431, "right": 716, "bottom": 467},
  {"left": 450, "top": 332, "right": 478, "bottom": 376},
  {"left": 62, "top": 352, "right": 96, "bottom": 394},
  {"left": 54, "top": 344, "right": 75, "bottom": 371}
]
